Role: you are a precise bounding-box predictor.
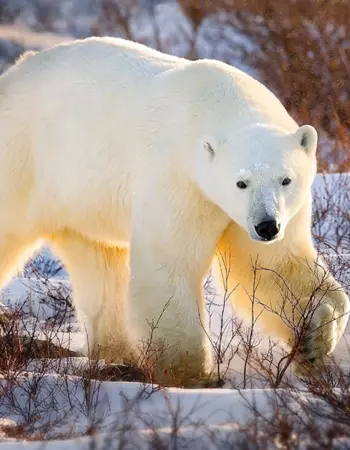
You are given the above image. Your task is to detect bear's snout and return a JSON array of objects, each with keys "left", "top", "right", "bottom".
[{"left": 255, "top": 219, "right": 280, "bottom": 241}]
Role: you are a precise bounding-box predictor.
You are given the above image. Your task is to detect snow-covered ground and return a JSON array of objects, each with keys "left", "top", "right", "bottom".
[{"left": 0, "top": 383, "right": 329, "bottom": 449}]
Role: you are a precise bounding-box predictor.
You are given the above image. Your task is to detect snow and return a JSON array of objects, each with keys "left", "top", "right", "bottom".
[{"left": 0, "top": 375, "right": 327, "bottom": 449}]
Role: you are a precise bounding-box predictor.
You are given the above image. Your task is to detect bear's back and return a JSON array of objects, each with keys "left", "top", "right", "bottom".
[{"left": 2, "top": 37, "right": 186, "bottom": 90}]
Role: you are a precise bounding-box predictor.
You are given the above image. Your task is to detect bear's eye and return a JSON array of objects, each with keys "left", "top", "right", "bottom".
[
  {"left": 236, "top": 181, "right": 248, "bottom": 189},
  {"left": 282, "top": 177, "right": 292, "bottom": 186}
]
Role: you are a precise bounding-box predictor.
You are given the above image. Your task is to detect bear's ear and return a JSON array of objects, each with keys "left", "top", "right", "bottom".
[
  {"left": 295, "top": 125, "right": 318, "bottom": 155},
  {"left": 200, "top": 135, "right": 217, "bottom": 159}
]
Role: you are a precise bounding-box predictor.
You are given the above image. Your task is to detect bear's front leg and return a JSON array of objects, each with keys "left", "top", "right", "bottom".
[
  {"left": 297, "top": 269, "right": 350, "bottom": 365},
  {"left": 128, "top": 259, "right": 213, "bottom": 387},
  {"left": 128, "top": 174, "right": 229, "bottom": 386},
  {"left": 216, "top": 218, "right": 350, "bottom": 374}
]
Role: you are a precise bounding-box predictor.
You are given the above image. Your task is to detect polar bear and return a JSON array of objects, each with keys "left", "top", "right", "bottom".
[{"left": 0, "top": 37, "right": 348, "bottom": 385}]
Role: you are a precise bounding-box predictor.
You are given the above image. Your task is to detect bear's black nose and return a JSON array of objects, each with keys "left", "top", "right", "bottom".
[{"left": 255, "top": 220, "right": 280, "bottom": 241}]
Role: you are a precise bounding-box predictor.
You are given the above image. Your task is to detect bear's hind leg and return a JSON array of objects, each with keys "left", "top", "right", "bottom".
[{"left": 48, "top": 230, "right": 133, "bottom": 364}]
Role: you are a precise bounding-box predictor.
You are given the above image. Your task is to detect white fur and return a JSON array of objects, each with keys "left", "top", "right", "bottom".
[{"left": 0, "top": 37, "right": 347, "bottom": 385}]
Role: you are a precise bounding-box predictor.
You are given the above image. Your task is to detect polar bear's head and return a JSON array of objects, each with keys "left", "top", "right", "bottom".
[{"left": 194, "top": 124, "right": 318, "bottom": 243}]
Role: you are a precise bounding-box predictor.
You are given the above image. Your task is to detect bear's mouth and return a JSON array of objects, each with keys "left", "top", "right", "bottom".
[
  {"left": 252, "top": 235, "right": 279, "bottom": 244},
  {"left": 249, "top": 229, "right": 283, "bottom": 244}
]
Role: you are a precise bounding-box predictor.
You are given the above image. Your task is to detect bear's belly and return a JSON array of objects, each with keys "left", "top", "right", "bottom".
[
  {"left": 66, "top": 201, "right": 131, "bottom": 247},
  {"left": 31, "top": 188, "right": 132, "bottom": 248},
  {"left": 75, "top": 216, "right": 131, "bottom": 247}
]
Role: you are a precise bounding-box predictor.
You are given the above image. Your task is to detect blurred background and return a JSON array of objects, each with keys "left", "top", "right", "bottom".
[{"left": 0, "top": 0, "right": 348, "bottom": 171}]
